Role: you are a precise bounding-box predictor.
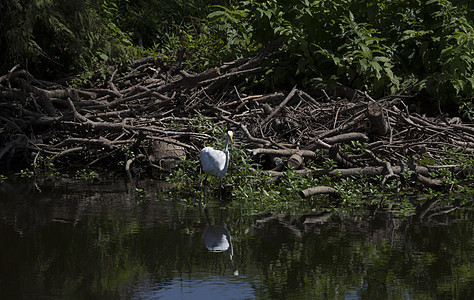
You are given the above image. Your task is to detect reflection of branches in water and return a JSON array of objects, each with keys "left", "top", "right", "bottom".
[
  {"left": 255, "top": 213, "right": 304, "bottom": 239},
  {"left": 253, "top": 204, "right": 472, "bottom": 250},
  {"left": 418, "top": 204, "right": 473, "bottom": 224},
  {"left": 414, "top": 196, "right": 473, "bottom": 223},
  {"left": 0, "top": 181, "right": 133, "bottom": 233},
  {"left": 415, "top": 198, "right": 441, "bottom": 223},
  {"left": 250, "top": 208, "right": 473, "bottom": 299}
]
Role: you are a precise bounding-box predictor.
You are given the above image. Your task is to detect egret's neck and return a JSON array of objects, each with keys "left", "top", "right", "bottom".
[
  {"left": 224, "top": 135, "right": 230, "bottom": 169},
  {"left": 224, "top": 134, "right": 230, "bottom": 153}
]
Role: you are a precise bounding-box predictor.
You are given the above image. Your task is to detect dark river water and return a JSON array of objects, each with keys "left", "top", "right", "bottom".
[{"left": 0, "top": 178, "right": 472, "bottom": 299}]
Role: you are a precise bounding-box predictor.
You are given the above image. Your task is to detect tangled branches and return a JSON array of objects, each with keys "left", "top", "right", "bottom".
[{"left": 0, "top": 40, "right": 473, "bottom": 194}]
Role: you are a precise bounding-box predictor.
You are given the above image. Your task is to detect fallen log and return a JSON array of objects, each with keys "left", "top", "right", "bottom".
[
  {"left": 299, "top": 186, "right": 340, "bottom": 198},
  {"left": 288, "top": 153, "right": 304, "bottom": 169},
  {"left": 251, "top": 148, "right": 318, "bottom": 158},
  {"left": 322, "top": 132, "right": 369, "bottom": 145}
]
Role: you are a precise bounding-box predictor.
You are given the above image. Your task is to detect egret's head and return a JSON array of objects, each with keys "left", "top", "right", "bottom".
[{"left": 227, "top": 131, "right": 234, "bottom": 143}]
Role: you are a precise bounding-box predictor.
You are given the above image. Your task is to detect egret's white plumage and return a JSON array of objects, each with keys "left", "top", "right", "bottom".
[
  {"left": 200, "top": 131, "right": 233, "bottom": 198},
  {"left": 200, "top": 131, "right": 233, "bottom": 178},
  {"left": 200, "top": 147, "right": 228, "bottom": 177}
]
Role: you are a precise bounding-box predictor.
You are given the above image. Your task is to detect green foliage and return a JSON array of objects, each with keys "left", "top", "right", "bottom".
[
  {"left": 207, "top": 4, "right": 258, "bottom": 58},
  {"left": 322, "top": 158, "right": 337, "bottom": 171},
  {"left": 394, "top": 0, "right": 474, "bottom": 114},
  {"left": 134, "top": 187, "right": 151, "bottom": 203},
  {"left": 166, "top": 155, "right": 202, "bottom": 199},
  {"left": 9, "top": 155, "right": 60, "bottom": 180},
  {"left": 156, "top": 23, "right": 229, "bottom": 71},
  {"left": 189, "top": 114, "right": 224, "bottom": 136},
  {"left": 209, "top": 0, "right": 474, "bottom": 116},
  {"left": 0, "top": 0, "right": 135, "bottom": 77},
  {"left": 15, "top": 169, "right": 34, "bottom": 178},
  {"left": 1, "top": 0, "right": 472, "bottom": 116},
  {"left": 336, "top": 11, "right": 400, "bottom": 94},
  {"left": 0, "top": 174, "right": 8, "bottom": 183},
  {"left": 1, "top": 0, "right": 208, "bottom": 76},
  {"left": 33, "top": 155, "right": 60, "bottom": 178},
  {"left": 75, "top": 169, "right": 99, "bottom": 181}
]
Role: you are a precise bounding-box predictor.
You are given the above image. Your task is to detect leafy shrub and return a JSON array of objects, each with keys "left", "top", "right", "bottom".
[
  {"left": 0, "top": 0, "right": 222, "bottom": 77},
  {"left": 209, "top": 0, "right": 474, "bottom": 117},
  {"left": 1, "top": 0, "right": 137, "bottom": 77},
  {"left": 1, "top": 0, "right": 472, "bottom": 117}
]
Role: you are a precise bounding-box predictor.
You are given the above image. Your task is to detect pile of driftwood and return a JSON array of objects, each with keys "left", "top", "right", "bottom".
[{"left": 1, "top": 41, "right": 473, "bottom": 195}]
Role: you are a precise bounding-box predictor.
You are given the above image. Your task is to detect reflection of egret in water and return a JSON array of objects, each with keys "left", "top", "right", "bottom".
[{"left": 203, "top": 208, "right": 239, "bottom": 275}]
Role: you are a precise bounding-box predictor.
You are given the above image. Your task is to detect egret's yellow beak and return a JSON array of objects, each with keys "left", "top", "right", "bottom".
[{"left": 228, "top": 131, "right": 234, "bottom": 143}]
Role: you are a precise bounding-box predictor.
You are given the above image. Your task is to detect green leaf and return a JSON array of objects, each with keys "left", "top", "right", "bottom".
[
  {"left": 99, "top": 53, "right": 109, "bottom": 61},
  {"left": 374, "top": 56, "right": 390, "bottom": 63},
  {"left": 360, "top": 45, "right": 372, "bottom": 59},
  {"left": 257, "top": 8, "right": 272, "bottom": 20},
  {"left": 208, "top": 11, "right": 226, "bottom": 19},
  {"left": 369, "top": 60, "right": 382, "bottom": 72},
  {"left": 453, "top": 79, "right": 465, "bottom": 94},
  {"left": 467, "top": 77, "right": 474, "bottom": 89}
]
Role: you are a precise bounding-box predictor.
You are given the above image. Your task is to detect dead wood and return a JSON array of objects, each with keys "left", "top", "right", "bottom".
[
  {"left": 299, "top": 186, "right": 340, "bottom": 198},
  {"left": 288, "top": 153, "right": 304, "bottom": 169},
  {"left": 322, "top": 132, "right": 369, "bottom": 145},
  {"left": 251, "top": 148, "right": 318, "bottom": 158},
  {"left": 0, "top": 39, "right": 472, "bottom": 194},
  {"left": 367, "top": 100, "right": 389, "bottom": 135},
  {"left": 262, "top": 85, "right": 298, "bottom": 125}
]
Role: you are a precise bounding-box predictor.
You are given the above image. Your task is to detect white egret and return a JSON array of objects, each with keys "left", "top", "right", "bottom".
[{"left": 200, "top": 130, "right": 233, "bottom": 198}]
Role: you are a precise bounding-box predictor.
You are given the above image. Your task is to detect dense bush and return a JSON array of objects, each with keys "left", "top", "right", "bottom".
[
  {"left": 209, "top": 0, "right": 474, "bottom": 117},
  {"left": 0, "top": 0, "right": 472, "bottom": 117},
  {"left": 0, "top": 0, "right": 222, "bottom": 77},
  {"left": 1, "top": 0, "right": 136, "bottom": 77}
]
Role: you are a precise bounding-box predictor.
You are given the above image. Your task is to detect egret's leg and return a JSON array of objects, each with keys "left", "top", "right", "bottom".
[
  {"left": 202, "top": 175, "right": 208, "bottom": 200},
  {"left": 219, "top": 178, "right": 222, "bottom": 201}
]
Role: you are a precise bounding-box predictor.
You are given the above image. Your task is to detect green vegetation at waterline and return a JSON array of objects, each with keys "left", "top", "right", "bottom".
[
  {"left": 166, "top": 156, "right": 473, "bottom": 218},
  {"left": 165, "top": 125, "right": 473, "bottom": 217},
  {"left": 2, "top": 114, "right": 471, "bottom": 218}
]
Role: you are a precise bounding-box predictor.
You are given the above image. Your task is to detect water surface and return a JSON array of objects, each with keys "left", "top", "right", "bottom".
[{"left": 0, "top": 179, "right": 472, "bottom": 299}]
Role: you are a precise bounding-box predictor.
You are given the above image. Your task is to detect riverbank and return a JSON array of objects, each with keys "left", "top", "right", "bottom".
[{"left": 1, "top": 43, "right": 473, "bottom": 217}]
